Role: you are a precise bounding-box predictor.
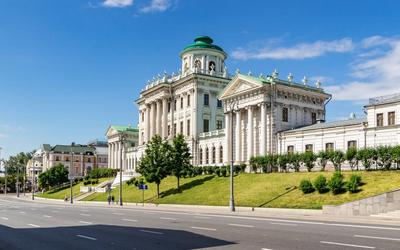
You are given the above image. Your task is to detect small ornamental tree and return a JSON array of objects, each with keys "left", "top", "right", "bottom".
[
  {"left": 289, "top": 153, "right": 302, "bottom": 172},
  {"left": 328, "top": 171, "right": 345, "bottom": 195},
  {"left": 356, "top": 148, "right": 374, "bottom": 171},
  {"left": 170, "top": 134, "right": 192, "bottom": 189},
  {"left": 317, "top": 151, "right": 329, "bottom": 171},
  {"left": 277, "top": 154, "right": 289, "bottom": 173},
  {"left": 328, "top": 150, "right": 345, "bottom": 171},
  {"left": 376, "top": 146, "right": 393, "bottom": 170},
  {"left": 392, "top": 145, "right": 400, "bottom": 170},
  {"left": 299, "top": 179, "right": 315, "bottom": 194},
  {"left": 313, "top": 175, "right": 329, "bottom": 193},
  {"left": 345, "top": 148, "right": 358, "bottom": 171},
  {"left": 137, "top": 135, "right": 170, "bottom": 198},
  {"left": 301, "top": 152, "right": 317, "bottom": 172}
]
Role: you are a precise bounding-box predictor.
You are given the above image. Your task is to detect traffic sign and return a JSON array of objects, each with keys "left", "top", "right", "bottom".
[{"left": 138, "top": 184, "right": 148, "bottom": 190}]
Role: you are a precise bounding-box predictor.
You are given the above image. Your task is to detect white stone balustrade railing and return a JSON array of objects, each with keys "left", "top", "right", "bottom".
[{"left": 198, "top": 129, "right": 225, "bottom": 138}]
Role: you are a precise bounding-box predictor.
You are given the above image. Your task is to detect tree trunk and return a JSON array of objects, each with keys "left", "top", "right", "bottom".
[
  {"left": 177, "top": 177, "right": 180, "bottom": 190},
  {"left": 157, "top": 183, "right": 160, "bottom": 198}
]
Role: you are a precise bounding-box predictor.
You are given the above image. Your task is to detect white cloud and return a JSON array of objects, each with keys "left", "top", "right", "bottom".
[
  {"left": 140, "top": 0, "right": 171, "bottom": 13},
  {"left": 232, "top": 38, "right": 354, "bottom": 60},
  {"left": 325, "top": 36, "right": 400, "bottom": 101},
  {"left": 102, "top": 0, "right": 133, "bottom": 8}
]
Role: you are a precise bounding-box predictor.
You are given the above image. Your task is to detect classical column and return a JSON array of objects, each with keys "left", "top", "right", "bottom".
[
  {"left": 156, "top": 100, "right": 162, "bottom": 136},
  {"left": 191, "top": 89, "right": 197, "bottom": 137},
  {"left": 224, "top": 112, "right": 231, "bottom": 163},
  {"left": 145, "top": 106, "right": 150, "bottom": 142},
  {"left": 260, "top": 103, "right": 266, "bottom": 155},
  {"left": 116, "top": 142, "right": 120, "bottom": 170},
  {"left": 235, "top": 110, "right": 241, "bottom": 163},
  {"left": 162, "top": 98, "right": 168, "bottom": 138},
  {"left": 247, "top": 106, "right": 253, "bottom": 161},
  {"left": 108, "top": 143, "right": 112, "bottom": 168},
  {"left": 216, "top": 144, "right": 221, "bottom": 164},
  {"left": 170, "top": 98, "right": 175, "bottom": 138},
  {"left": 150, "top": 102, "right": 156, "bottom": 138}
]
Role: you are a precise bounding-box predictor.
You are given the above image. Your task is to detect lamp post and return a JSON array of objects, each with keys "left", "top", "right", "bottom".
[
  {"left": 69, "top": 149, "right": 74, "bottom": 204},
  {"left": 31, "top": 160, "right": 35, "bottom": 200},
  {"left": 16, "top": 162, "right": 20, "bottom": 198},
  {"left": 0, "top": 147, "right": 3, "bottom": 195},
  {"left": 119, "top": 133, "right": 127, "bottom": 206},
  {"left": 227, "top": 100, "right": 238, "bottom": 212}
]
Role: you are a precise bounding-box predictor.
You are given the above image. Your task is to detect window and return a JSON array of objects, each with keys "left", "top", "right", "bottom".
[
  {"left": 287, "top": 146, "right": 294, "bottom": 155},
  {"left": 325, "top": 143, "right": 334, "bottom": 152},
  {"left": 208, "top": 61, "right": 216, "bottom": 71},
  {"left": 55, "top": 156, "right": 60, "bottom": 161},
  {"left": 167, "top": 125, "right": 171, "bottom": 136},
  {"left": 377, "top": 113, "right": 383, "bottom": 127},
  {"left": 65, "top": 156, "right": 70, "bottom": 162},
  {"left": 212, "top": 147, "right": 216, "bottom": 164},
  {"left": 217, "top": 99, "right": 223, "bottom": 108},
  {"left": 141, "top": 132, "right": 145, "bottom": 144},
  {"left": 173, "top": 123, "right": 177, "bottom": 135},
  {"left": 180, "top": 121, "right": 183, "bottom": 134},
  {"left": 194, "top": 59, "right": 201, "bottom": 69},
  {"left": 348, "top": 140, "right": 357, "bottom": 149},
  {"left": 312, "top": 112, "right": 317, "bottom": 124},
  {"left": 187, "top": 119, "right": 190, "bottom": 136},
  {"left": 305, "top": 144, "right": 313, "bottom": 153},
  {"left": 216, "top": 120, "right": 223, "bottom": 130},
  {"left": 88, "top": 158, "right": 91, "bottom": 163},
  {"left": 199, "top": 149, "right": 203, "bottom": 165},
  {"left": 219, "top": 146, "right": 223, "bottom": 163},
  {"left": 388, "top": 111, "right": 395, "bottom": 125},
  {"left": 282, "top": 107, "right": 288, "bottom": 122},
  {"left": 187, "top": 94, "right": 191, "bottom": 107},
  {"left": 141, "top": 112, "right": 144, "bottom": 122},
  {"left": 174, "top": 100, "right": 177, "bottom": 111},
  {"left": 180, "top": 97, "right": 183, "bottom": 109},
  {"left": 203, "top": 119, "right": 209, "bottom": 132},
  {"left": 204, "top": 94, "right": 209, "bottom": 106},
  {"left": 168, "top": 102, "right": 171, "bottom": 113},
  {"left": 206, "top": 148, "right": 209, "bottom": 164}
]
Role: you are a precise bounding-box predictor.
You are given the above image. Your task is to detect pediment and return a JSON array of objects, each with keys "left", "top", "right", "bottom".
[
  {"left": 105, "top": 127, "right": 119, "bottom": 137},
  {"left": 219, "top": 74, "right": 264, "bottom": 99}
]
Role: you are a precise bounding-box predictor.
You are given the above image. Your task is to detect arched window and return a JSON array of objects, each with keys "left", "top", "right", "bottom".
[
  {"left": 199, "top": 149, "right": 203, "bottom": 165},
  {"left": 212, "top": 147, "right": 216, "bottom": 164},
  {"left": 194, "top": 59, "right": 201, "bottom": 69},
  {"left": 206, "top": 148, "right": 209, "bottom": 164},
  {"left": 208, "top": 61, "right": 216, "bottom": 71},
  {"left": 219, "top": 146, "right": 223, "bottom": 163}
]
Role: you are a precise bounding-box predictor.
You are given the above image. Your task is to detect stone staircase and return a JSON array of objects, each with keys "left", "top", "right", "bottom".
[{"left": 75, "top": 180, "right": 112, "bottom": 201}]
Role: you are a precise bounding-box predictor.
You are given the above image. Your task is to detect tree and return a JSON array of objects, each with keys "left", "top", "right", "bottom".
[
  {"left": 392, "top": 145, "right": 400, "bottom": 170},
  {"left": 301, "top": 152, "right": 317, "bottom": 172},
  {"left": 376, "top": 146, "right": 393, "bottom": 170},
  {"left": 38, "top": 163, "right": 68, "bottom": 189},
  {"left": 328, "top": 150, "right": 344, "bottom": 171},
  {"left": 289, "top": 153, "right": 301, "bottom": 172},
  {"left": 317, "top": 151, "right": 329, "bottom": 171},
  {"left": 345, "top": 148, "right": 358, "bottom": 171},
  {"left": 356, "top": 148, "right": 375, "bottom": 171},
  {"left": 3, "top": 152, "right": 33, "bottom": 192},
  {"left": 277, "top": 154, "right": 289, "bottom": 172},
  {"left": 170, "top": 134, "right": 192, "bottom": 189},
  {"left": 137, "top": 135, "right": 170, "bottom": 198}
]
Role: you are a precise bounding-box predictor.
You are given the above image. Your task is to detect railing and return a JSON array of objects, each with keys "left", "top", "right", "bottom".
[{"left": 198, "top": 129, "right": 225, "bottom": 138}]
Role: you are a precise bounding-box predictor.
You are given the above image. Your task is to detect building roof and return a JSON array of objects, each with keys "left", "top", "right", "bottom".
[
  {"left": 281, "top": 118, "right": 367, "bottom": 133},
  {"left": 367, "top": 92, "right": 400, "bottom": 106},
  {"left": 181, "top": 36, "right": 225, "bottom": 55},
  {"left": 42, "top": 144, "right": 96, "bottom": 154},
  {"left": 110, "top": 125, "right": 139, "bottom": 133}
]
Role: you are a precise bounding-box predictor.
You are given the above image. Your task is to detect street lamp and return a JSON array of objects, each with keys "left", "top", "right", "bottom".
[
  {"left": 69, "top": 150, "right": 74, "bottom": 204},
  {"left": 227, "top": 100, "right": 238, "bottom": 212},
  {"left": 31, "top": 160, "right": 35, "bottom": 200},
  {"left": 16, "top": 162, "right": 20, "bottom": 198},
  {"left": 119, "top": 133, "right": 127, "bottom": 206},
  {"left": 1, "top": 147, "right": 7, "bottom": 196}
]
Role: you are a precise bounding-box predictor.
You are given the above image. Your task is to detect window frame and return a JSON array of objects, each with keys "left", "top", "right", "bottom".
[
  {"left": 203, "top": 119, "right": 209, "bottom": 132},
  {"left": 204, "top": 93, "right": 209, "bottom": 106},
  {"left": 305, "top": 144, "right": 313, "bottom": 153},
  {"left": 377, "top": 113, "right": 384, "bottom": 127},
  {"left": 282, "top": 107, "right": 288, "bottom": 122},
  {"left": 388, "top": 111, "right": 395, "bottom": 126},
  {"left": 325, "top": 142, "right": 334, "bottom": 152}
]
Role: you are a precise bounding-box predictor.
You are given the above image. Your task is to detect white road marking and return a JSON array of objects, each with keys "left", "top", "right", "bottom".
[
  {"left": 160, "top": 217, "right": 177, "bottom": 221},
  {"left": 143, "top": 212, "right": 156, "bottom": 214},
  {"left": 79, "top": 221, "right": 93, "bottom": 224},
  {"left": 228, "top": 223, "right": 255, "bottom": 228},
  {"left": 320, "top": 241, "right": 375, "bottom": 249},
  {"left": 261, "top": 248, "right": 273, "bottom": 250},
  {"left": 139, "top": 229, "right": 164, "bottom": 235},
  {"left": 270, "top": 222, "right": 298, "bottom": 227},
  {"left": 354, "top": 234, "right": 400, "bottom": 241},
  {"left": 194, "top": 216, "right": 210, "bottom": 219},
  {"left": 76, "top": 234, "right": 97, "bottom": 241},
  {"left": 121, "top": 218, "right": 138, "bottom": 222},
  {"left": 112, "top": 212, "right": 124, "bottom": 215},
  {"left": 19, "top": 211, "right": 26, "bottom": 214},
  {"left": 43, "top": 215, "right": 52, "bottom": 218},
  {"left": 191, "top": 226, "right": 217, "bottom": 231},
  {"left": 28, "top": 224, "right": 40, "bottom": 228},
  {"left": 1, "top": 217, "right": 9, "bottom": 220},
  {"left": 79, "top": 213, "right": 91, "bottom": 216}
]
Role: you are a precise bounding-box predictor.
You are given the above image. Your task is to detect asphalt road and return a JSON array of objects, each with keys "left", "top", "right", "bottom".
[{"left": 0, "top": 196, "right": 400, "bottom": 250}]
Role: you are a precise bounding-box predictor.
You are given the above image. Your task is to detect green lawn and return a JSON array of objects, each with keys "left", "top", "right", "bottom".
[
  {"left": 37, "top": 178, "right": 111, "bottom": 200},
  {"left": 83, "top": 171, "right": 400, "bottom": 209}
]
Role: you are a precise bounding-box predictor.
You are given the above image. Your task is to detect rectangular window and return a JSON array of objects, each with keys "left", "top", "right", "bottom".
[
  {"left": 377, "top": 113, "right": 383, "bottom": 127},
  {"left": 173, "top": 123, "right": 177, "bottom": 135},
  {"left": 168, "top": 102, "right": 171, "bottom": 113},
  {"left": 56, "top": 156, "right": 60, "bottom": 161},
  {"left": 312, "top": 112, "right": 317, "bottom": 124},
  {"left": 282, "top": 107, "right": 288, "bottom": 122},
  {"left": 180, "top": 97, "right": 183, "bottom": 109},
  {"left": 199, "top": 149, "right": 203, "bottom": 165},
  {"left": 174, "top": 100, "right": 177, "bottom": 111},
  {"left": 305, "top": 144, "right": 313, "bottom": 153},
  {"left": 187, "top": 119, "right": 190, "bottom": 136},
  {"left": 65, "top": 157, "right": 70, "bottom": 162},
  {"left": 204, "top": 93, "right": 209, "bottom": 106},
  {"left": 287, "top": 146, "right": 294, "bottom": 155},
  {"left": 325, "top": 143, "right": 334, "bottom": 152},
  {"left": 203, "top": 119, "right": 209, "bottom": 132},
  {"left": 187, "top": 94, "right": 191, "bottom": 107},
  {"left": 167, "top": 125, "right": 171, "bottom": 136},
  {"left": 388, "top": 111, "right": 395, "bottom": 125},
  {"left": 217, "top": 99, "right": 222, "bottom": 108},
  {"left": 141, "top": 132, "right": 145, "bottom": 144},
  {"left": 348, "top": 140, "right": 357, "bottom": 149},
  {"left": 219, "top": 146, "right": 223, "bottom": 163},
  {"left": 216, "top": 120, "right": 223, "bottom": 130},
  {"left": 180, "top": 121, "right": 183, "bottom": 134},
  {"left": 141, "top": 112, "right": 144, "bottom": 122}
]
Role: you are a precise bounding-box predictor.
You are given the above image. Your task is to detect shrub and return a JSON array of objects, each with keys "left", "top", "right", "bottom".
[
  {"left": 313, "top": 175, "right": 329, "bottom": 193},
  {"left": 126, "top": 177, "right": 136, "bottom": 186},
  {"left": 214, "top": 167, "right": 221, "bottom": 177},
  {"left": 328, "top": 171, "right": 345, "bottom": 194},
  {"left": 346, "top": 175, "right": 362, "bottom": 193},
  {"left": 220, "top": 166, "right": 227, "bottom": 177},
  {"left": 299, "top": 179, "right": 315, "bottom": 194}
]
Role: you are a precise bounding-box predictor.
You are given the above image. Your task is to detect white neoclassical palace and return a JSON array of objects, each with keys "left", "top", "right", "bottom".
[{"left": 106, "top": 36, "right": 400, "bottom": 173}]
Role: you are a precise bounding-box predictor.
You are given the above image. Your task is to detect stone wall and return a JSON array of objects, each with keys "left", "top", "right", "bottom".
[{"left": 323, "top": 189, "right": 400, "bottom": 216}]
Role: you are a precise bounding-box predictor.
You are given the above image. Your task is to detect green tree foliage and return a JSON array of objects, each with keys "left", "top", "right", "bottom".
[
  {"left": 328, "top": 150, "right": 345, "bottom": 171},
  {"left": 346, "top": 174, "right": 362, "bottom": 193},
  {"left": 38, "top": 164, "right": 69, "bottom": 189},
  {"left": 376, "top": 146, "right": 393, "bottom": 170},
  {"left": 328, "top": 171, "right": 345, "bottom": 194},
  {"left": 170, "top": 134, "right": 192, "bottom": 189},
  {"left": 356, "top": 148, "right": 375, "bottom": 171},
  {"left": 317, "top": 151, "right": 329, "bottom": 171},
  {"left": 289, "top": 153, "right": 301, "bottom": 172},
  {"left": 277, "top": 154, "right": 289, "bottom": 172},
  {"left": 313, "top": 175, "right": 329, "bottom": 193},
  {"left": 301, "top": 152, "right": 317, "bottom": 172},
  {"left": 345, "top": 148, "right": 358, "bottom": 171},
  {"left": 299, "top": 179, "right": 314, "bottom": 194},
  {"left": 137, "top": 135, "right": 170, "bottom": 198},
  {"left": 391, "top": 145, "right": 400, "bottom": 170}
]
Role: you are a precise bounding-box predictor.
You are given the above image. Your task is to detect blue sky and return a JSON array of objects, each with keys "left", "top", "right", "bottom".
[{"left": 0, "top": 0, "right": 399, "bottom": 159}]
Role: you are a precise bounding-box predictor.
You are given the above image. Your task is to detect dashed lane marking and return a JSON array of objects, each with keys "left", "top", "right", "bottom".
[
  {"left": 28, "top": 224, "right": 40, "bottom": 228},
  {"left": 139, "top": 229, "right": 164, "bottom": 235},
  {"left": 228, "top": 223, "right": 255, "bottom": 228},
  {"left": 320, "top": 241, "right": 375, "bottom": 249},
  {"left": 77, "top": 235, "right": 97, "bottom": 241},
  {"left": 354, "top": 235, "right": 400, "bottom": 242},
  {"left": 191, "top": 226, "right": 217, "bottom": 231}
]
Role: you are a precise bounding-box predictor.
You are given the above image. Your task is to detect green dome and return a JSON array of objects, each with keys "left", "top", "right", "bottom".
[{"left": 181, "top": 36, "right": 225, "bottom": 54}]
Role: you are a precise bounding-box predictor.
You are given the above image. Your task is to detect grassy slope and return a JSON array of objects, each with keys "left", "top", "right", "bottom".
[
  {"left": 37, "top": 178, "right": 111, "bottom": 199},
  {"left": 84, "top": 171, "right": 400, "bottom": 209}
]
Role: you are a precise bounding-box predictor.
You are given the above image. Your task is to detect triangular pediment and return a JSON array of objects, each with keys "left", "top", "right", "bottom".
[
  {"left": 219, "top": 74, "right": 265, "bottom": 99},
  {"left": 105, "top": 126, "right": 119, "bottom": 137}
]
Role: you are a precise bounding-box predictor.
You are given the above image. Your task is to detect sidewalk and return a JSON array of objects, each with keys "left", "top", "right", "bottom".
[{"left": 8, "top": 194, "right": 400, "bottom": 226}]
